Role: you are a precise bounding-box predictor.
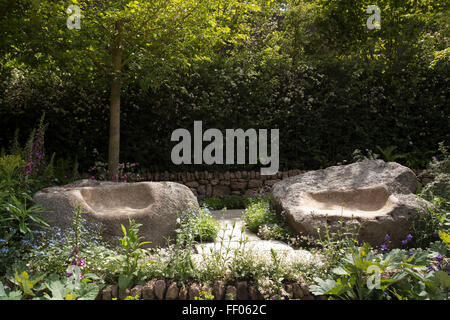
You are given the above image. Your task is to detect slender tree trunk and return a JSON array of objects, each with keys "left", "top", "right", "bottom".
[{"left": 108, "top": 21, "right": 123, "bottom": 180}]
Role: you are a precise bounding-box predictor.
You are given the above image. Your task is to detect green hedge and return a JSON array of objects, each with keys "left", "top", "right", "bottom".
[{"left": 0, "top": 58, "right": 448, "bottom": 172}]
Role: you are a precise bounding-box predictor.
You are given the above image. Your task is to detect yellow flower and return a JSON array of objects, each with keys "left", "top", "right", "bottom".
[
  {"left": 65, "top": 293, "right": 77, "bottom": 300},
  {"left": 438, "top": 230, "right": 450, "bottom": 244}
]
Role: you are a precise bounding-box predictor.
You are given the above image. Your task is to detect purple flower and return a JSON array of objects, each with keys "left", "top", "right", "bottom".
[
  {"left": 408, "top": 251, "right": 414, "bottom": 256},
  {"left": 401, "top": 234, "right": 412, "bottom": 244},
  {"left": 436, "top": 265, "right": 442, "bottom": 271},
  {"left": 435, "top": 255, "right": 443, "bottom": 262},
  {"left": 428, "top": 266, "right": 435, "bottom": 272},
  {"left": 381, "top": 243, "right": 388, "bottom": 251},
  {"left": 384, "top": 234, "right": 390, "bottom": 242}
]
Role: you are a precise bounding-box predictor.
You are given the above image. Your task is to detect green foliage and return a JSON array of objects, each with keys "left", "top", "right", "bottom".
[
  {"left": 12, "top": 270, "right": 45, "bottom": 297},
  {"left": 0, "top": 155, "right": 25, "bottom": 191},
  {"left": 285, "top": 0, "right": 448, "bottom": 71},
  {"left": 315, "top": 215, "right": 361, "bottom": 267},
  {"left": 0, "top": 1, "right": 448, "bottom": 300},
  {"left": 0, "top": 268, "right": 102, "bottom": 300},
  {"left": 267, "top": 249, "right": 288, "bottom": 296},
  {"left": 242, "top": 195, "right": 278, "bottom": 234},
  {"left": 1, "top": 225, "right": 118, "bottom": 282},
  {"left": 404, "top": 148, "right": 436, "bottom": 170},
  {"left": 241, "top": 194, "right": 308, "bottom": 246},
  {"left": 310, "top": 241, "right": 449, "bottom": 300},
  {"left": 151, "top": 244, "right": 195, "bottom": 285},
  {"left": 0, "top": 281, "right": 22, "bottom": 300},
  {"left": 1, "top": 2, "right": 448, "bottom": 172},
  {"left": 52, "top": 156, "right": 80, "bottom": 185},
  {"left": 160, "top": 206, "right": 200, "bottom": 284},
  {"left": 194, "top": 291, "right": 215, "bottom": 300},
  {"left": 199, "top": 195, "right": 252, "bottom": 210},
  {"left": 191, "top": 208, "right": 220, "bottom": 243},
  {"left": 195, "top": 220, "right": 248, "bottom": 282},
  {"left": 351, "top": 149, "right": 380, "bottom": 163},
  {"left": 376, "top": 146, "right": 406, "bottom": 162},
  {"left": 0, "top": 190, "right": 49, "bottom": 242},
  {"left": 421, "top": 142, "right": 450, "bottom": 200},
  {"left": 412, "top": 143, "right": 450, "bottom": 248},
  {"left": 115, "top": 219, "right": 150, "bottom": 290},
  {"left": 40, "top": 272, "right": 102, "bottom": 300},
  {"left": 1, "top": 201, "right": 106, "bottom": 300},
  {"left": 72, "top": 203, "right": 86, "bottom": 250},
  {"left": 120, "top": 295, "right": 142, "bottom": 300},
  {"left": 86, "top": 161, "right": 141, "bottom": 182},
  {"left": 1, "top": 0, "right": 276, "bottom": 175},
  {"left": 412, "top": 197, "right": 449, "bottom": 249},
  {"left": 198, "top": 197, "right": 224, "bottom": 210}
]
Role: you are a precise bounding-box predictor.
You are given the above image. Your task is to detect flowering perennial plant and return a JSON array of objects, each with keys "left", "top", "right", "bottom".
[{"left": 22, "top": 114, "right": 47, "bottom": 178}]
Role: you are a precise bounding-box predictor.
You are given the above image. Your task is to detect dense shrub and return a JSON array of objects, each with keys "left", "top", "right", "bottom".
[
  {"left": 411, "top": 142, "right": 450, "bottom": 248},
  {"left": 242, "top": 194, "right": 280, "bottom": 234},
  {"left": 0, "top": 58, "right": 448, "bottom": 172},
  {"left": 198, "top": 195, "right": 252, "bottom": 210},
  {"left": 190, "top": 208, "right": 220, "bottom": 243}
]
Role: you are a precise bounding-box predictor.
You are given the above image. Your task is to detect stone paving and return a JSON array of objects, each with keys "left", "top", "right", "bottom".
[{"left": 194, "top": 209, "right": 322, "bottom": 266}]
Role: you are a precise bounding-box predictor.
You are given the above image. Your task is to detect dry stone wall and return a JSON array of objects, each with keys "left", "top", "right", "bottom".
[
  {"left": 140, "top": 170, "right": 307, "bottom": 197},
  {"left": 138, "top": 168, "right": 429, "bottom": 197},
  {"left": 99, "top": 279, "right": 326, "bottom": 300}
]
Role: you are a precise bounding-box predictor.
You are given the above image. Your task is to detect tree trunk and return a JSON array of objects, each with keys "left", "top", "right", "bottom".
[{"left": 108, "top": 21, "right": 123, "bottom": 180}]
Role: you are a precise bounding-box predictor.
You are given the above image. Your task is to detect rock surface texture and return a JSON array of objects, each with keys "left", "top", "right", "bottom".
[
  {"left": 271, "top": 161, "right": 430, "bottom": 247},
  {"left": 33, "top": 180, "right": 199, "bottom": 248}
]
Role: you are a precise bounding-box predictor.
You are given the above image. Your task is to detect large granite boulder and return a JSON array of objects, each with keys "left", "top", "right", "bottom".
[
  {"left": 271, "top": 161, "right": 431, "bottom": 247},
  {"left": 33, "top": 180, "right": 199, "bottom": 248}
]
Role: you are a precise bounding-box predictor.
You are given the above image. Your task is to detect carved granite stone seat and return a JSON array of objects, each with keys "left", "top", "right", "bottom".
[
  {"left": 271, "top": 160, "right": 430, "bottom": 247},
  {"left": 33, "top": 180, "right": 198, "bottom": 248}
]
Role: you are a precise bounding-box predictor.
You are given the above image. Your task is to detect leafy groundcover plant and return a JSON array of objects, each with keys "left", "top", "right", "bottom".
[
  {"left": 0, "top": 269, "right": 102, "bottom": 300},
  {"left": 114, "top": 219, "right": 151, "bottom": 291},
  {"left": 309, "top": 234, "right": 449, "bottom": 300}
]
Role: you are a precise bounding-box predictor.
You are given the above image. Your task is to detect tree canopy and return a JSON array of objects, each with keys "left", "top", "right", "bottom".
[{"left": 0, "top": 0, "right": 448, "bottom": 173}]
